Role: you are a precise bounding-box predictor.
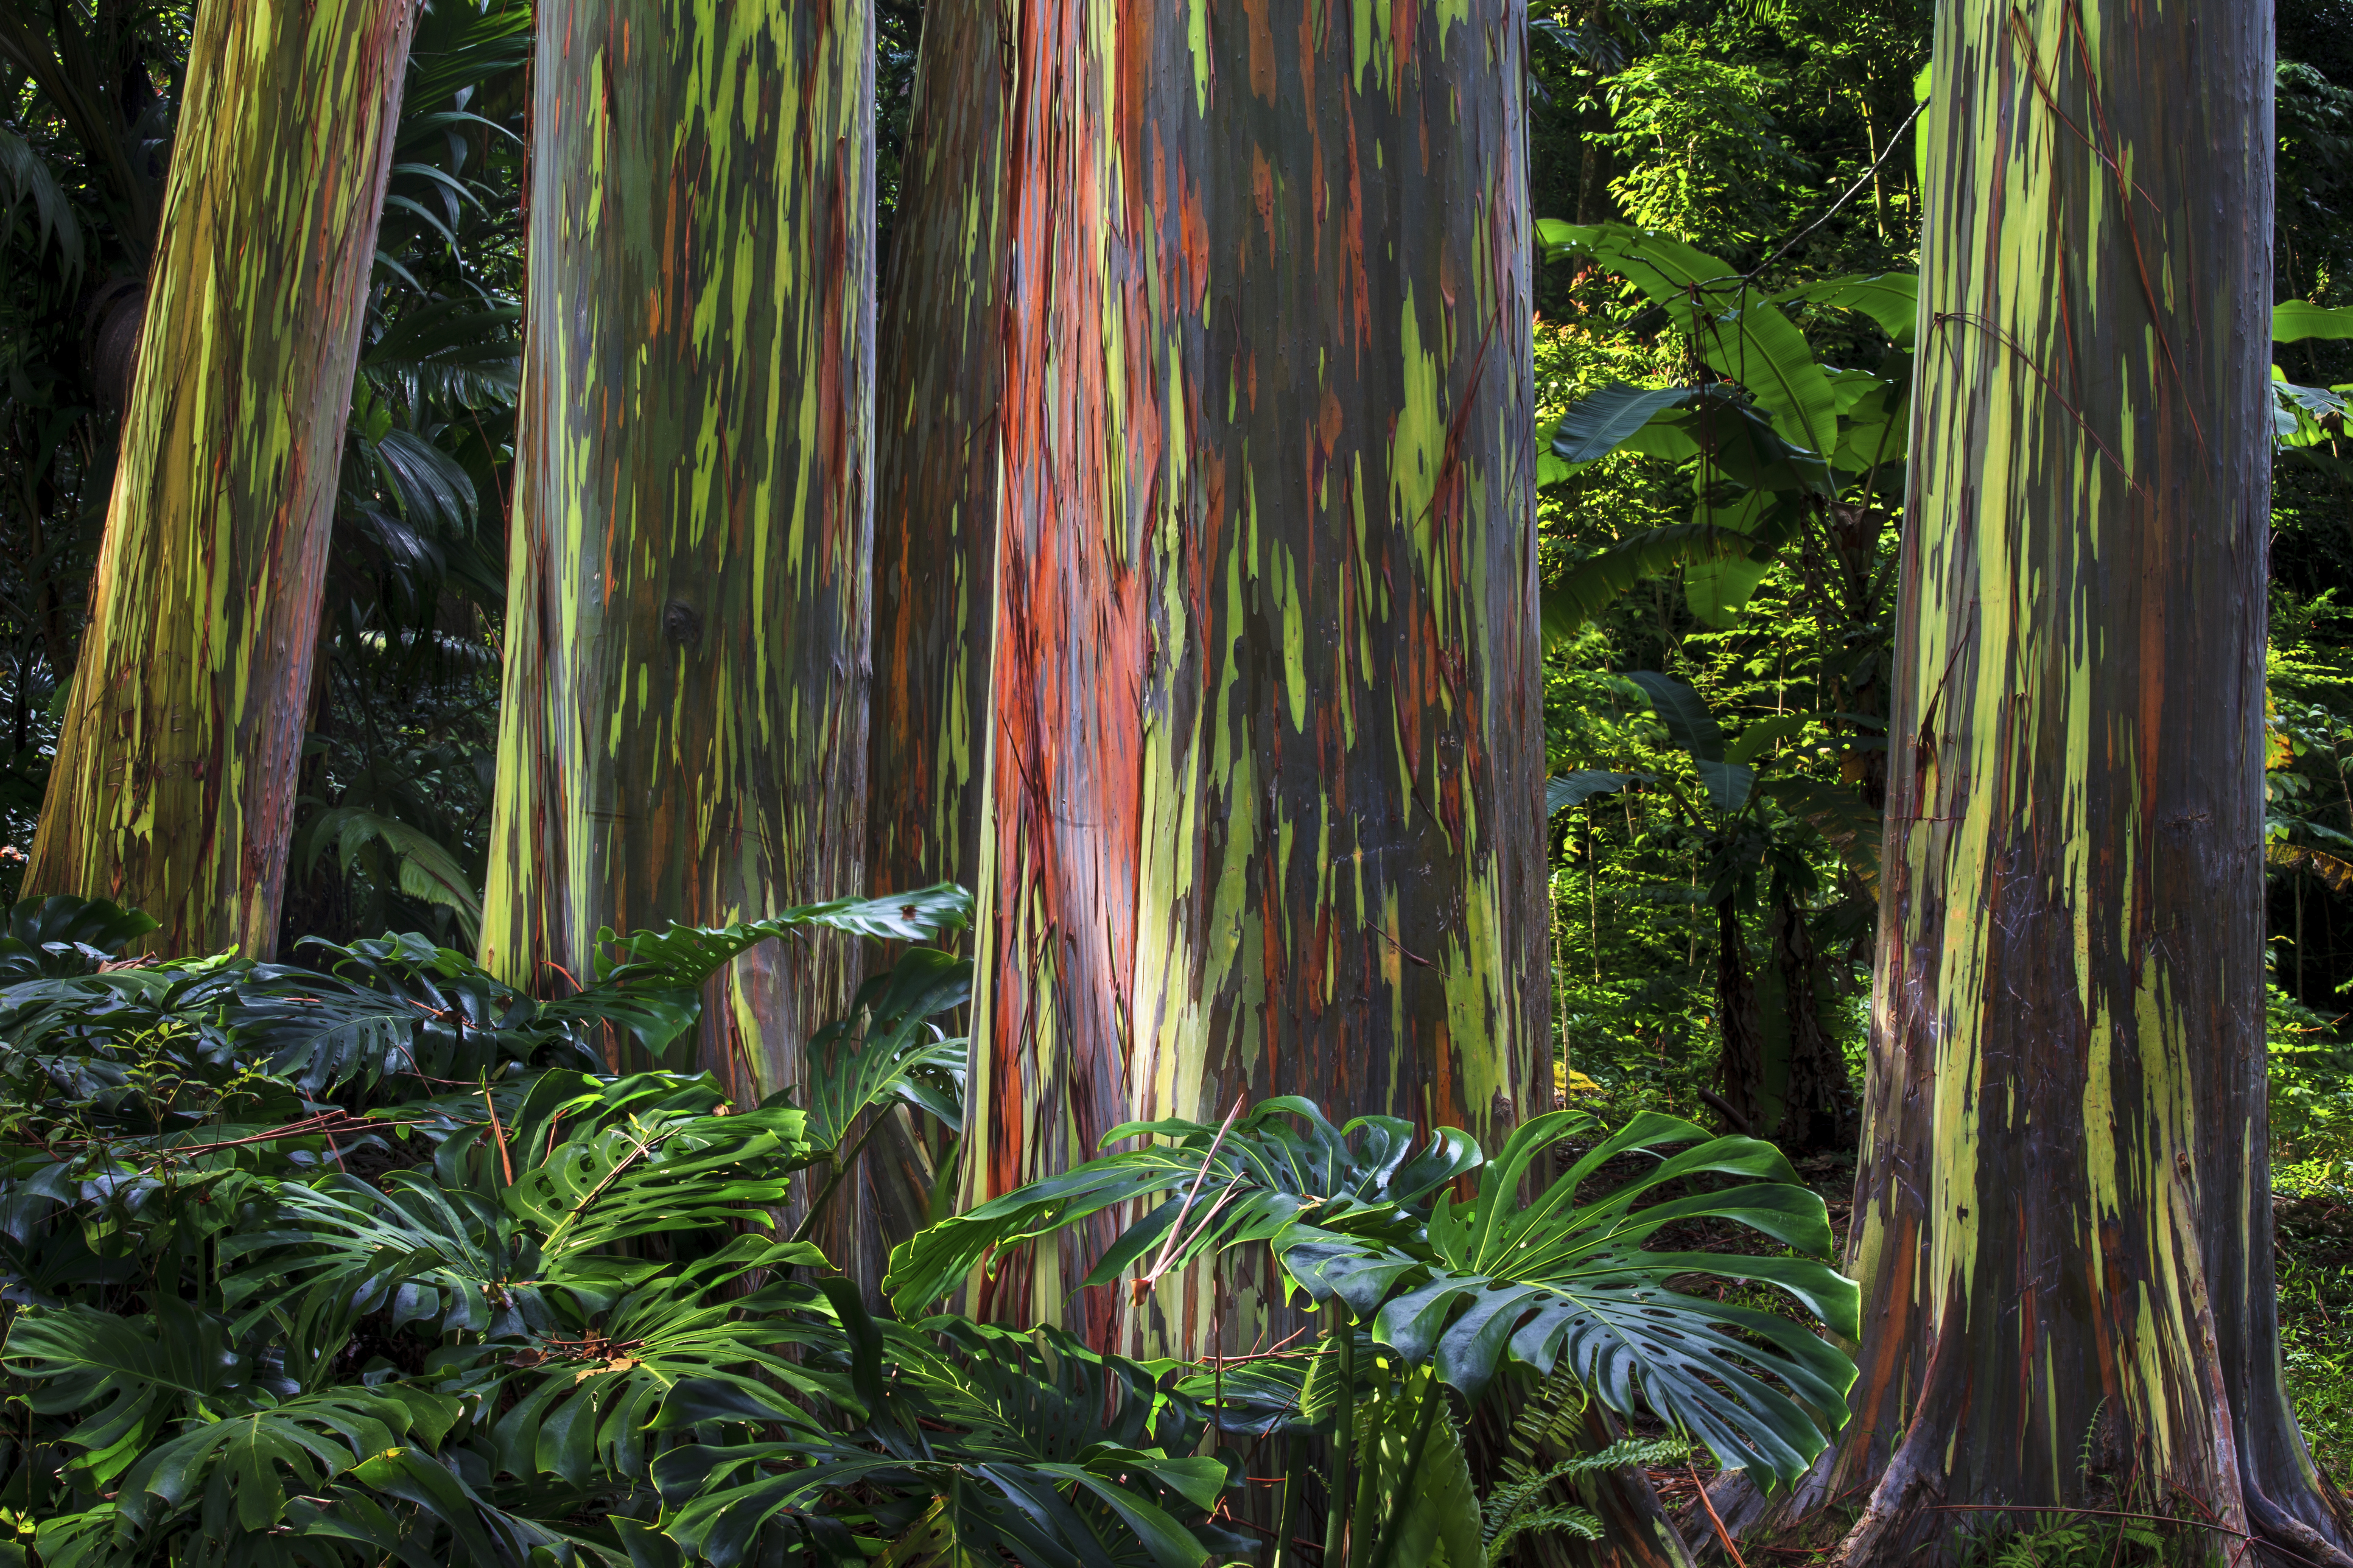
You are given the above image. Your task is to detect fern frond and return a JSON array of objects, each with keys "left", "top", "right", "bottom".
[{"left": 1486, "top": 1503, "right": 1605, "bottom": 1563}]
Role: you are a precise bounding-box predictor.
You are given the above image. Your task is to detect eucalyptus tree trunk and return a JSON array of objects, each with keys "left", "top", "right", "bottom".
[
  {"left": 1727, "top": 2, "right": 2353, "bottom": 1561},
  {"left": 25, "top": 0, "right": 413, "bottom": 956},
  {"left": 869, "top": 0, "right": 1005, "bottom": 906},
  {"left": 854, "top": 0, "right": 1009, "bottom": 1301},
  {"left": 964, "top": 0, "right": 1548, "bottom": 1354},
  {"left": 480, "top": 1, "right": 874, "bottom": 1108}
]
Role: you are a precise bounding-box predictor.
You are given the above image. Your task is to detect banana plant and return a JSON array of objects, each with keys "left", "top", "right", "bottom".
[{"left": 1535, "top": 221, "right": 1913, "bottom": 640}]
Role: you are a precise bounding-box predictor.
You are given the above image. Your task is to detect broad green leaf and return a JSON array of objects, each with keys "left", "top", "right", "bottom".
[
  {"left": 1762, "top": 778, "right": 1884, "bottom": 897},
  {"left": 1546, "top": 772, "right": 1645, "bottom": 815},
  {"left": 2273, "top": 376, "right": 2350, "bottom": 450},
  {"left": 1772, "top": 272, "right": 1920, "bottom": 346},
  {"left": 1686, "top": 556, "right": 1773, "bottom": 628},
  {"left": 657, "top": 1318, "right": 1219, "bottom": 1568},
  {"left": 2274, "top": 300, "right": 2353, "bottom": 342},
  {"left": 1353, "top": 1376, "right": 1482, "bottom": 1568},
  {"left": 0, "top": 126, "right": 85, "bottom": 276},
  {"left": 300, "top": 807, "right": 482, "bottom": 937},
  {"left": 1541, "top": 524, "right": 1761, "bottom": 646},
  {"left": 1724, "top": 713, "right": 1813, "bottom": 766},
  {"left": 1551, "top": 382, "right": 1699, "bottom": 463},
  {"left": 0, "top": 895, "right": 158, "bottom": 981},
  {"left": 1822, "top": 365, "right": 1891, "bottom": 414},
  {"left": 885, "top": 1099, "right": 1477, "bottom": 1312},
  {"left": 1545, "top": 223, "right": 1839, "bottom": 460},
  {"left": 1683, "top": 489, "right": 1775, "bottom": 629},
  {"left": 587, "top": 885, "right": 973, "bottom": 990},
  {"left": 1622, "top": 674, "right": 1752, "bottom": 811},
  {"left": 793, "top": 947, "right": 972, "bottom": 1149},
  {"left": 1694, "top": 760, "right": 1757, "bottom": 813},
  {"left": 1276, "top": 1111, "right": 1860, "bottom": 1485},
  {"left": 1635, "top": 396, "right": 1832, "bottom": 493},
  {"left": 1705, "top": 302, "right": 1840, "bottom": 461},
  {"left": 1538, "top": 221, "right": 1742, "bottom": 297},
  {"left": 1621, "top": 672, "right": 1725, "bottom": 762}
]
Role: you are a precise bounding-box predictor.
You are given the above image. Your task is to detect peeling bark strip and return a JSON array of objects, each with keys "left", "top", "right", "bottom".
[
  {"left": 1822, "top": 0, "right": 2353, "bottom": 1558},
  {"left": 26, "top": 0, "right": 416, "bottom": 957},
  {"left": 482, "top": 1, "right": 874, "bottom": 1107},
  {"left": 966, "top": 0, "right": 1548, "bottom": 1352},
  {"left": 869, "top": 0, "right": 1006, "bottom": 906}
]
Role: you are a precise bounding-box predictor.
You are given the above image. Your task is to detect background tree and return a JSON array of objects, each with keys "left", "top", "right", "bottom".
[
  {"left": 958, "top": 0, "right": 1549, "bottom": 1353},
  {"left": 23, "top": 0, "right": 415, "bottom": 956},
  {"left": 478, "top": 0, "right": 875, "bottom": 1116}
]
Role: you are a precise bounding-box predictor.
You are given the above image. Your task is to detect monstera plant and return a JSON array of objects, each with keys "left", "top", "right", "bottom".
[{"left": 886, "top": 1097, "right": 1860, "bottom": 1566}]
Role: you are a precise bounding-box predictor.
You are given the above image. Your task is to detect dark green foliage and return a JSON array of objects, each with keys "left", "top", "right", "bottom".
[
  {"left": 656, "top": 1308, "right": 1235, "bottom": 1568},
  {"left": 6, "top": 894, "right": 1825, "bottom": 1566},
  {"left": 0, "top": 892, "right": 983, "bottom": 1564},
  {"left": 889, "top": 1096, "right": 1858, "bottom": 1491}
]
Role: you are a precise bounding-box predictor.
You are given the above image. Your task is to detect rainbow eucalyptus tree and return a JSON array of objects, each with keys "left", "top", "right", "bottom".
[
  {"left": 480, "top": 2, "right": 874, "bottom": 1105},
  {"left": 1716, "top": 1, "right": 2353, "bottom": 1562},
  {"left": 24, "top": 0, "right": 413, "bottom": 956},
  {"left": 961, "top": 1, "right": 1549, "bottom": 1353},
  {"left": 855, "top": 0, "right": 1008, "bottom": 1297},
  {"left": 869, "top": 0, "right": 1005, "bottom": 905}
]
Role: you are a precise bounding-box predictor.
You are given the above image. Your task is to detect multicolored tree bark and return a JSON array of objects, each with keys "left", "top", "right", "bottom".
[
  {"left": 25, "top": 0, "right": 414, "bottom": 956},
  {"left": 1744, "top": 1, "right": 2353, "bottom": 1559},
  {"left": 963, "top": 1, "right": 1548, "bottom": 1355},
  {"left": 855, "top": 0, "right": 1008, "bottom": 1300},
  {"left": 869, "top": 0, "right": 1006, "bottom": 906},
  {"left": 480, "top": 1, "right": 874, "bottom": 1108}
]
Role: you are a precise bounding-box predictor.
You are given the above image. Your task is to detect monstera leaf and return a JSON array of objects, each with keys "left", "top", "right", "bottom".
[
  {"left": 114, "top": 1385, "right": 460, "bottom": 1536},
  {"left": 469, "top": 1235, "right": 846, "bottom": 1492},
  {"left": 1276, "top": 1111, "right": 1859, "bottom": 1486},
  {"left": 0, "top": 895, "right": 159, "bottom": 981},
  {"left": 231, "top": 931, "right": 586, "bottom": 1092},
  {"left": 221, "top": 1071, "right": 807, "bottom": 1340},
  {"left": 583, "top": 885, "right": 973, "bottom": 994},
  {"left": 794, "top": 947, "right": 972, "bottom": 1151},
  {"left": 506, "top": 1100, "right": 809, "bottom": 1266},
  {"left": 885, "top": 1097, "right": 1479, "bottom": 1312}
]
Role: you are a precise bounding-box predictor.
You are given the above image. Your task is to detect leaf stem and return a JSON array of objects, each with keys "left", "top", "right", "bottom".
[
  {"left": 1362, "top": 1371, "right": 1445, "bottom": 1568},
  {"left": 1271, "top": 1430, "right": 1307, "bottom": 1567},
  {"left": 1324, "top": 1305, "right": 1352, "bottom": 1566},
  {"left": 790, "top": 1108, "right": 896, "bottom": 1245}
]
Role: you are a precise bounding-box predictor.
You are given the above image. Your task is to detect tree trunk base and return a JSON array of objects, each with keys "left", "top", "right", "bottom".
[{"left": 1693, "top": 1437, "right": 2353, "bottom": 1568}]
